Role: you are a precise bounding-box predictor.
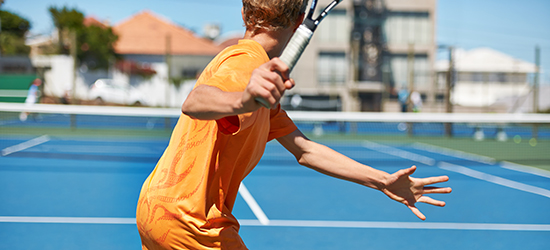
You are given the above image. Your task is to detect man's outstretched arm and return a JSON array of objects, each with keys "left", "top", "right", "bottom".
[{"left": 277, "top": 129, "right": 452, "bottom": 220}]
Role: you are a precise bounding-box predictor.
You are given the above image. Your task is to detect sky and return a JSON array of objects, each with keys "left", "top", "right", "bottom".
[{"left": 2, "top": 0, "right": 549, "bottom": 84}]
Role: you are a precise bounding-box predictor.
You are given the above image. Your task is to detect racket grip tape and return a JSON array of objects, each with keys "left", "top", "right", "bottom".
[
  {"left": 255, "top": 96, "right": 271, "bottom": 108},
  {"left": 279, "top": 25, "right": 314, "bottom": 72},
  {"left": 255, "top": 25, "right": 314, "bottom": 108}
]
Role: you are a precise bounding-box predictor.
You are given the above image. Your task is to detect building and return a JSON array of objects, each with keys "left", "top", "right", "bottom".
[
  {"left": 112, "top": 10, "right": 223, "bottom": 80},
  {"left": 285, "top": 0, "right": 437, "bottom": 112},
  {"left": 435, "top": 47, "right": 537, "bottom": 108}
]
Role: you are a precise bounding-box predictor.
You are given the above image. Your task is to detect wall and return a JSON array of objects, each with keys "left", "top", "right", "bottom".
[{"left": 30, "top": 55, "right": 192, "bottom": 107}]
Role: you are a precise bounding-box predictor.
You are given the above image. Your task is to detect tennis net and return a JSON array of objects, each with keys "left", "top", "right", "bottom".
[{"left": 1, "top": 102, "right": 549, "bottom": 168}]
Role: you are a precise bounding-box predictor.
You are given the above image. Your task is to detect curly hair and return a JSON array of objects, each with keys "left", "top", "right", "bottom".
[{"left": 242, "top": 0, "right": 308, "bottom": 32}]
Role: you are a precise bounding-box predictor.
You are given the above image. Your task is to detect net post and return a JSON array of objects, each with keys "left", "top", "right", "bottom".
[
  {"left": 350, "top": 122, "right": 357, "bottom": 134},
  {"left": 445, "top": 123, "right": 453, "bottom": 138},
  {"left": 532, "top": 124, "right": 538, "bottom": 140},
  {"left": 165, "top": 117, "right": 171, "bottom": 131},
  {"left": 407, "top": 122, "right": 414, "bottom": 137},
  {"left": 70, "top": 114, "right": 76, "bottom": 130}
]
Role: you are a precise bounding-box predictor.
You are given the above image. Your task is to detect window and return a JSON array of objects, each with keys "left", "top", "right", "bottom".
[
  {"left": 458, "top": 72, "right": 472, "bottom": 82},
  {"left": 508, "top": 73, "right": 527, "bottom": 83},
  {"left": 317, "top": 9, "right": 349, "bottom": 44},
  {"left": 388, "top": 55, "right": 429, "bottom": 89},
  {"left": 384, "top": 12, "right": 431, "bottom": 46},
  {"left": 472, "top": 73, "right": 484, "bottom": 82},
  {"left": 318, "top": 52, "right": 347, "bottom": 85},
  {"left": 489, "top": 73, "right": 506, "bottom": 83}
]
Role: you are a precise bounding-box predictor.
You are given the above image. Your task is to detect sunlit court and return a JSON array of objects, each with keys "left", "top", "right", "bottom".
[
  {"left": 1, "top": 104, "right": 549, "bottom": 249},
  {"left": 1, "top": 0, "right": 550, "bottom": 249}
]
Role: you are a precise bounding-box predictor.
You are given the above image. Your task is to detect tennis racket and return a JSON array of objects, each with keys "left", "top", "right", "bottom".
[{"left": 256, "top": 0, "right": 344, "bottom": 108}]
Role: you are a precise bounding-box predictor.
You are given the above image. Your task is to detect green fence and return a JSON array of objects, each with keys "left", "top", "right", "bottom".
[{"left": 0, "top": 74, "right": 37, "bottom": 103}]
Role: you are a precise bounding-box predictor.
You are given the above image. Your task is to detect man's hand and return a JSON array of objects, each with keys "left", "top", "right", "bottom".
[
  {"left": 381, "top": 166, "right": 452, "bottom": 220},
  {"left": 242, "top": 58, "right": 295, "bottom": 110}
]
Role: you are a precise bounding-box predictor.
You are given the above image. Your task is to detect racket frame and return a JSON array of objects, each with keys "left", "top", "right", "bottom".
[{"left": 255, "top": 0, "right": 343, "bottom": 108}]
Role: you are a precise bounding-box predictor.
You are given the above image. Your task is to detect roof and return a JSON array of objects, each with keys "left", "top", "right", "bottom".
[
  {"left": 435, "top": 47, "right": 537, "bottom": 73},
  {"left": 112, "top": 10, "right": 222, "bottom": 56},
  {"left": 83, "top": 16, "right": 108, "bottom": 28}
]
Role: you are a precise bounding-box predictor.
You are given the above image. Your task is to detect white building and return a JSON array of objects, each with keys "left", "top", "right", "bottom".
[{"left": 435, "top": 47, "right": 537, "bottom": 107}]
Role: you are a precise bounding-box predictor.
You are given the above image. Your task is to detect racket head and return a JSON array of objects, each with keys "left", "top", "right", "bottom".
[
  {"left": 306, "top": 0, "right": 319, "bottom": 20},
  {"left": 314, "top": 0, "right": 343, "bottom": 24}
]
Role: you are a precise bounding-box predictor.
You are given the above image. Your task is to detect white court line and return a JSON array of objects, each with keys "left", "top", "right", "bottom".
[
  {"left": 439, "top": 162, "right": 550, "bottom": 198},
  {"left": 500, "top": 161, "right": 550, "bottom": 179},
  {"left": 0, "top": 216, "right": 135, "bottom": 224},
  {"left": 412, "top": 142, "right": 550, "bottom": 179},
  {"left": 1, "top": 135, "right": 50, "bottom": 156},
  {"left": 412, "top": 142, "right": 496, "bottom": 165},
  {"left": 2, "top": 216, "right": 549, "bottom": 231},
  {"left": 362, "top": 141, "right": 550, "bottom": 198},
  {"left": 238, "top": 183, "right": 270, "bottom": 225},
  {"left": 239, "top": 219, "right": 550, "bottom": 231},
  {"left": 362, "top": 140, "right": 435, "bottom": 166}
]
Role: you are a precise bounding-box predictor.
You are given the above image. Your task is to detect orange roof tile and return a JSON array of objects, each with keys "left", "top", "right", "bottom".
[
  {"left": 84, "top": 16, "right": 108, "bottom": 28},
  {"left": 112, "top": 10, "right": 222, "bottom": 56}
]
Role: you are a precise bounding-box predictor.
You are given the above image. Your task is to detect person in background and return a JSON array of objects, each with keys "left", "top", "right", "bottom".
[
  {"left": 398, "top": 88, "right": 409, "bottom": 112},
  {"left": 410, "top": 90, "right": 422, "bottom": 112},
  {"left": 19, "top": 78, "right": 42, "bottom": 121}
]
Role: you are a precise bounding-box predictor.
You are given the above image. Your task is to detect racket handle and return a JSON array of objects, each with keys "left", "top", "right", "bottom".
[
  {"left": 255, "top": 25, "right": 314, "bottom": 108},
  {"left": 279, "top": 25, "right": 314, "bottom": 72},
  {"left": 255, "top": 96, "right": 271, "bottom": 108}
]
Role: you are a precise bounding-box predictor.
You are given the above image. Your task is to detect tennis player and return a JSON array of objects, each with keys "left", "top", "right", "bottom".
[{"left": 136, "top": 0, "right": 451, "bottom": 249}]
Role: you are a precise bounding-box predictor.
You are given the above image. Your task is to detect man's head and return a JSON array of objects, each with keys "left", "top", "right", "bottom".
[
  {"left": 32, "top": 78, "right": 42, "bottom": 86},
  {"left": 242, "top": 0, "right": 308, "bottom": 33}
]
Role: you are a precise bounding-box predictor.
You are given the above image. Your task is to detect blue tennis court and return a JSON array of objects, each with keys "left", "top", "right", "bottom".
[{"left": 1, "top": 130, "right": 549, "bottom": 249}]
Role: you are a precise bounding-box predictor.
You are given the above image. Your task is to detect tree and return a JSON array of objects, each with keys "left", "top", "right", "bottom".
[
  {"left": 48, "top": 6, "right": 84, "bottom": 55},
  {"left": 78, "top": 23, "right": 119, "bottom": 70},
  {"left": 48, "top": 6, "right": 118, "bottom": 70},
  {"left": 0, "top": 10, "right": 31, "bottom": 55}
]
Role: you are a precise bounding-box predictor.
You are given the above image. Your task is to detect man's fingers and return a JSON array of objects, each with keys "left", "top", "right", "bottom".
[
  {"left": 249, "top": 58, "right": 296, "bottom": 109},
  {"left": 423, "top": 186, "right": 452, "bottom": 194},
  {"left": 269, "top": 57, "right": 291, "bottom": 80},
  {"left": 408, "top": 206, "right": 426, "bottom": 220},
  {"left": 394, "top": 165, "right": 416, "bottom": 178},
  {"left": 418, "top": 196, "right": 446, "bottom": 207},
  {"left": 252, "top": 68, "right": 287, "bottom": 107},
  {"left": 284, "top": 78, "right": 295, "bottom": 89},
  {"left": 262, "top": 78, "right": 282, "bottom": 102},
  {"left": 421, "top": 175, "right": 449, "bottom": 186}
]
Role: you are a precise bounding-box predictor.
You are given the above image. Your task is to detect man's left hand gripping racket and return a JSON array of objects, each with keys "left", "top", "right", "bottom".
[{"left": 255, "top": 0, "right": 344, "bottom": 108}]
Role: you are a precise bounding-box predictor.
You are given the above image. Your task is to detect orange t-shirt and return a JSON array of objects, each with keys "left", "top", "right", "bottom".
[{"left": 137, "top": 40, "right": 297, "bottom": 250}]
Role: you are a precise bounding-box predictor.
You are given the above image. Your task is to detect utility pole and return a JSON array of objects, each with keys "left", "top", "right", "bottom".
[
  {"left": 532, "top": 45, "right": 540, "bottom": 139},
  {"left": 407, "top": 43, "right": 415, "bottom": 112},
  {"left": 533, "top": 45, "right": 540, "bottom": 113},
  {"left": 71, "top": 31, "right": 78, "bottom": 103},
  {"left": 444, "top": 46, "right": 454, "bottom": 137},
  {"left": 406, "top": 43, "right": 415, "bottom": 136},
  {"left": 0, "top": 0, "right": 3, "bottom": 57}
]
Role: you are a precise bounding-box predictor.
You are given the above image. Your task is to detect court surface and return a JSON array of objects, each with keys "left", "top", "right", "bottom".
[{"left": 1, "top": 129, "right": 550, "bottom": 249}]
